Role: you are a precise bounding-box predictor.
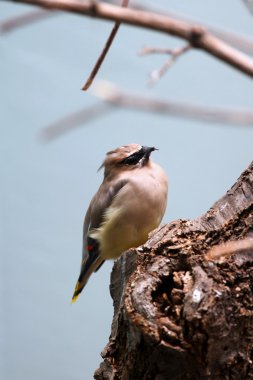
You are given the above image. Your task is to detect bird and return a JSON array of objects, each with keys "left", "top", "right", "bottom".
[{"left": 71, "top": 143, "right": 168, "bottom": 303}]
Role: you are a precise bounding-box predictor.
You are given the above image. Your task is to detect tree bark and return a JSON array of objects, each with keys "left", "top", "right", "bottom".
[{"left": 94, "top": 162, "right": 253, "bottom": 380}]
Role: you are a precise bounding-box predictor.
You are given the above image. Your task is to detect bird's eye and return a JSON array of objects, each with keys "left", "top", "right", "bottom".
[{"left": 120, "top": 148, "right": 145, "bottom": 165}]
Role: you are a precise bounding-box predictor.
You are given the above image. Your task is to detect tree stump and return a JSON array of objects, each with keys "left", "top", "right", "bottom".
[{"left": 94, "top": 162, "right": 253, "bottom": 380}]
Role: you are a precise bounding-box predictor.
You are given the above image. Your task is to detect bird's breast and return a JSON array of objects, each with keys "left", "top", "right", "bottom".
[{"left": 92, "top": 165, "right": 168, "bottom": 260}]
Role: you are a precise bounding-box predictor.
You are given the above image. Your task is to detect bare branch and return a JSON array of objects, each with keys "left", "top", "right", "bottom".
[
  {"left": 82, "top": 0, "right": 129, "bottom": 91},
  {"left": 205, "top": 238, "right": 253, "bottom": 262},
  {"left": 0, "top": 9, "right": 54, "bottom": 34},
  {"left": 92, "top": 81, "right": 253, "bottom": 126},
  {"left": 243, "top": 0, "right": 253, "bottom": 14},
  {"left": 131, "top": 1, "right": 253, "bottom": 56},
  {"left": 38, "top": 75, "right": 253, "bottom": 142},
  {"left": 40, "top": 102, "right": 112, "bottom": 141},
  {"left": 4, "top": 0, "right": 253, "bottom": 78},
  {"left": 210, "top": 27, "right": 253, "bottom": 56},
  {"left": 2, "top": 0, "right": 253, "bottom": 58},
  {"left": 139, "top": 44, "right": 191, "bottom": 84},
  {"left": 37, "top": 80, "right": 253, "bottom": 141}
]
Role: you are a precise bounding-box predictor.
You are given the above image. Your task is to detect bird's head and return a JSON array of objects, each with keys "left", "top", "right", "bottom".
[{"left": 100, "top": 144, "right": 157, "bottom": 178}]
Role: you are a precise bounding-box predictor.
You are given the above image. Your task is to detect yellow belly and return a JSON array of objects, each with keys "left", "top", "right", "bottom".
[{"left": 89, "top": 206, "right": 159, "bottom": 260}]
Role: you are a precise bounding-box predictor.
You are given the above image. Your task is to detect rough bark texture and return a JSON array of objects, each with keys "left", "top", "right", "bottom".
[{"left": 94, "top": 162, "right": 253, "bottom": 380}]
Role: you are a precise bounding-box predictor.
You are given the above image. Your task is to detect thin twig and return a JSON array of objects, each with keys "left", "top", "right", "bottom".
[
  {"left": 40, "top": 102, "right": 112, "bottom": 141},
  {"left": 92, "top": 81, "right": 253, "bottom": 126},
  {"left": 139, "top": 47, "right": 182, "bottom": 56},
  {"left": 82, "top": 0, "right": 129, "bottom": 91},
  {"left": 4, "top": 0, "right": 253, "bottom": 79},
  {"left": 139, "top": 44, "right": 191, "bottom": 84}
]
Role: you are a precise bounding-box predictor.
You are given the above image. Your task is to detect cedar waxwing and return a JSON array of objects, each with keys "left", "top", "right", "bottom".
[{"left": 71, "top": 144, "right": 168, "bottom": 303}]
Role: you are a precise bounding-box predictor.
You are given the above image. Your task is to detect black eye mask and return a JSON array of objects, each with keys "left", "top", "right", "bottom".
[{"left": 120, "top": 147, "right": 145, "bottom": 165}]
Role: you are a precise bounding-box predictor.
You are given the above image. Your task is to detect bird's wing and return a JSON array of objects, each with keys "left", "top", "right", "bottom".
[
  {"left": 82, "top": 178, "right": 128, "bottom": 261},
  {"left": 71, "top": 178, "right": 127, "bottom": 303}
]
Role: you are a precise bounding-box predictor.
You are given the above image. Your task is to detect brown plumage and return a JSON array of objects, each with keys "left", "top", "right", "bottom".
[{"left": 71, "top": 144, "right": 168, "bottom": 303}]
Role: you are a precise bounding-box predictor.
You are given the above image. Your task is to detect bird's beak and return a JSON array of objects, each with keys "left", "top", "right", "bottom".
[
  {"left": 143, "top": 146, "right": 157, "bottom": 159},
  {"left": 141, "top": 146, "right": 157, "bottom": 165}
]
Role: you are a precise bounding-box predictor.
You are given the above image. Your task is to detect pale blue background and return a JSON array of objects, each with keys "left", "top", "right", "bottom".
[{"left": 1, "top": 1, "right": 253, "bottom": 379}]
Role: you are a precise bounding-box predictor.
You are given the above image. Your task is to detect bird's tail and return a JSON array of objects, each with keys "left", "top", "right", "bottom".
[{"left": 71, "top": 255, "right": 104, "bottom": 304}]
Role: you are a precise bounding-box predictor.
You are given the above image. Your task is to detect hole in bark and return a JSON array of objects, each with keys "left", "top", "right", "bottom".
[
  {"left": 151, "top": 274, "right": 175, "bottom": 313},
  {"left": 152, "top": 273, "right": 187, "bottom": 323}
]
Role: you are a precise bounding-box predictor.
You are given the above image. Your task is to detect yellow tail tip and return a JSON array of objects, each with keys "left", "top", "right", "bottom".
[
  {"left": 71, "top": 282, "right": 81, "bottom": 304},
  {"left": 71, "top": 295, "right": 78, "bottom": 304}
]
